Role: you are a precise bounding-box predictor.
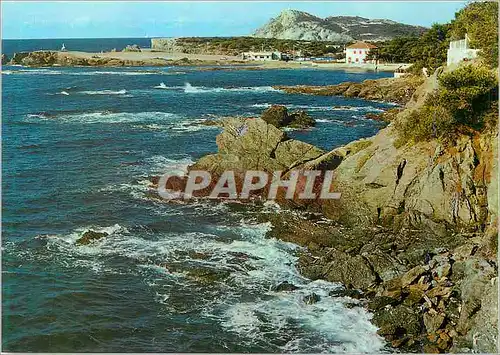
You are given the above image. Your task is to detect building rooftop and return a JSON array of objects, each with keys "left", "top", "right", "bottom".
[{"left": 346, "top": 41, "right": 377, "bottom": 49}]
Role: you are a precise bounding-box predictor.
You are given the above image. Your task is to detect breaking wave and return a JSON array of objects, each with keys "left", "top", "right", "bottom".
[
  {"left": 153, "top": 82, "right": 282, "bottom": 94},
  {"left": 25, "top": 111, "right": 179, "bottom": 124},
  {"left": 9, "top": 218, "right": 384, "bottom": 353},
  {"left": 78, "top": 89, "right": 128, "bottom": 95}
]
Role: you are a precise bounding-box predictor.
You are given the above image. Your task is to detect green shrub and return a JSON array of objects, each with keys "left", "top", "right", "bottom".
[
  {"left": 395, "top": 64, "right": 498, "bottom": 145},
  {"left": 435, "top": 64, "right": 498, "bottom": 127},
  {"left": 394, "top": 105, "right": 454, "bottom": 144}
]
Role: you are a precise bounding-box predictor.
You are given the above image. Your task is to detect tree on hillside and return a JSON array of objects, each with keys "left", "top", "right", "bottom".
[
  {"left": 410, "top": 23, "right": 451, "bottom": 71},
  {"left": 450, "top": 1, "right": 499, "bottom": 67},
  {"left": 370, "top": 24, "right": 450, "bottom": 72}
]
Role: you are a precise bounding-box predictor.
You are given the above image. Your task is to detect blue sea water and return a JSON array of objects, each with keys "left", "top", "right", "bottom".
[
  {"left": 2, "top": 60, "right": 394, "bottom": 352},
  {"left": 2, "top": 38, "right": 153, "bottom": 57}
]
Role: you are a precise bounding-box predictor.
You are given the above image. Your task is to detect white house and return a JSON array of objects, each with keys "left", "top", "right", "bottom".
[
  {"left": 241, "top": 51, "right": 281, "bottom": 61},
  {"left": 447, "top": 34, "right": 478, "bottom": 66},
  {"left": 345, "top": 41, "right": 377, "bottom": 64}
]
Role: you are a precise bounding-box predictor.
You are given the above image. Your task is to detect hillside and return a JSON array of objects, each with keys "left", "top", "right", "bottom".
[{"left": 252, "top": 9, "right": 426, "bottom": 42}]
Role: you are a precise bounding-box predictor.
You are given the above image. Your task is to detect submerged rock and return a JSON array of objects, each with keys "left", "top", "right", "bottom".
[
  {"left": 186, "top": 267, "right": 230, "bottom": 284},
  {"left": 303, "top": 293, "right": 321, "bottom": 304},
  {"left": 288, "top": 110, "right": 316, "bottom": 128},
  {"left": 273, "top": 281, "right": 299, "bottom": 292},
  {"left": 76, "top": 230, "right": 108, "bottom": 245}
]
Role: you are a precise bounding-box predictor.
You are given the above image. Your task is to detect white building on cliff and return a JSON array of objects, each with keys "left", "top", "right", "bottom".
[
  {"left": 345, "top": 41, "right": 377, "bottom": 64},
  {"left": 447, "top": 34, "right": 478, "bottom": 66}
]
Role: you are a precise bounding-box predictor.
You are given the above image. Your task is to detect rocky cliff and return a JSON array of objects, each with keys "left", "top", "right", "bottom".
[{"left": 252, "top": 9, "right": 426, "bottom": 42}]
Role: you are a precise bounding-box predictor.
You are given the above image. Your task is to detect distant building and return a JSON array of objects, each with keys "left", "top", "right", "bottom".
[
  {"left": 447, "top": 34, "right": 478, "bottom": 66},
  {"left": 241, "top": 51, "right": 281, "bottom": 61},
  {"left": 345, "top": 41, "right": 377, "bottom": 64}
]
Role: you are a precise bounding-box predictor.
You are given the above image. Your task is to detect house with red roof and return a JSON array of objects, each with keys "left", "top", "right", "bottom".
[{"left": 345, "top": 41, "right": 377, "bottom": 64}]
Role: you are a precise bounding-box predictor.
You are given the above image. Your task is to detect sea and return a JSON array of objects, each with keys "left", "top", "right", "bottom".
[{"left": 2, "top": 38, "right": 394, "bottom": 353}]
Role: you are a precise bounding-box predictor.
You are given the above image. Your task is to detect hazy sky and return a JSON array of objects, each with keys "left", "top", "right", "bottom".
[{"left": 2, "top": 1, "right": 467, "bottom": 39}]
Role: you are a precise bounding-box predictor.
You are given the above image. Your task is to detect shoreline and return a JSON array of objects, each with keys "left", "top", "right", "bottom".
[
  {"left": 4, "top": 49, "right": 410, "bottom": 72},
  {"left": 180, "top": 72, "right": 498, "bottom": 353}
]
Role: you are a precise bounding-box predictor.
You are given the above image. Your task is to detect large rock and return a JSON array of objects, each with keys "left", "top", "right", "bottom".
[
  {"left": 321, "top": 249, "right": 378, "bottom": 289},
  {"left": 14, "top": 51, "right": 59, "bottom": 66},
  {"left": 260, "top": 105, "right": 315, "bottom": 128},
  {"left": 261, "top": 105, "right": 289, "bottom": 127},
  {"left": 288, "top": 110, "right": 316, "bottom": 128},
  {"left": 454, "top": 257, "right": 497, "bottom": 351},
  {"left": 372, "top": 304, "right": 422, "bottom": 337},
  {"left": 1, "top": 54, "right": 8, "bottom": 65},
  {"left": 192, "top": 117, "right": 324, "bottom": 175},
  {"left": 76, "top": 230, "right": 108, "bottom": 245}
]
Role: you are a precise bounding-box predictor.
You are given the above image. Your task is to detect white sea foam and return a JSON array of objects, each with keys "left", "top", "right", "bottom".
[
  {"left": 60, "top": 91, "right": 70, "bottom": 96},
  {"left": 2, "top": 69, "right": 178, "bottom": 76},
  {"left": 78, "top": 89, "right": 128, "bottom": 95},
  {"left": 23, "top": 215, "right": 384, "bottom": 352},
  {"left": 154, "top": 82, "right": 168, "bottom": 89},
  {"left": 25, "top": 111, "right": 180, "bottom": 124},
  {"left": 25, "top": 110, "right": 219, "bottom": 134},
  {"left": 2, "top": 68, "right": 63, "bottom": 75},
  {"left": 182, "top": 82, "right": 281, "bottom": 94},
  {"left": 144, "top": 155, "right": 194, "bottom": 175}
]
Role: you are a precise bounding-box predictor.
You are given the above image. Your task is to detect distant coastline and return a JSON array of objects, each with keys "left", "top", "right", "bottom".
[{"left": 3, "top": 49, "right": 408, "bottom": 72}]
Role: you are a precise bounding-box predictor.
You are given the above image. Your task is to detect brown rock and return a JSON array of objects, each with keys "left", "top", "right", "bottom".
[
  {"left": 404, "top": 283, "right": 427, "bottom": 305},
  {"left": 426, "top": 286, "right": 452, "bottom": 299},
  {"left": 401, "top": 265, "right": 428, "bottom": 287},
  {"left": 423, "top": 344, "right": 441, "bottom": 353},
  {"left": 423, "top": 312, "right": 445, "bottom": 333},
  {"left": 76, "top": 230, "right": 108, "bottom": 245}
]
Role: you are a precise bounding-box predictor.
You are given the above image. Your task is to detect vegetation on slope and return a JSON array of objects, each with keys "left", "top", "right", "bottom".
[
  {"left": 172, "top": 37, "right": 344, "bottom": 57},
  {"left": 395, "top": 64, "right": 498, "bottom": 145}
]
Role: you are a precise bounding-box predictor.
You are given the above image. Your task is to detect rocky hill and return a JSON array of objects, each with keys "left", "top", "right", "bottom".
[{"left": 252, "top": 9, "right": 427, "bottom": 42}]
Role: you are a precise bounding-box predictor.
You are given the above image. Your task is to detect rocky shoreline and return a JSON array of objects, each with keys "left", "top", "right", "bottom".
[
  {"left": 4, "top": 50, "right": 240, "bottom": 67},
  {"left": 274, "top": 75, "right": 424, "bottom": 105},
  {"left": 171, "top": 73, "right": 498, "bottom": 353}
]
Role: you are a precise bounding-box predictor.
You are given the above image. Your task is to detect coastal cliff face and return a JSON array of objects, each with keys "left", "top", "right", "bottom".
[
  {"left": 324, "top": 126, "right": 497, "bottom": 234},
  {"left": 186, "top": 72, "right": 498, "bottom": 353}
]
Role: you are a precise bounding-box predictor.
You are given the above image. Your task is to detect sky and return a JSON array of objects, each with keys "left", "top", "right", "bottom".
[{"left": 2, "top": 1, "right": 467, "bottom": 40}]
